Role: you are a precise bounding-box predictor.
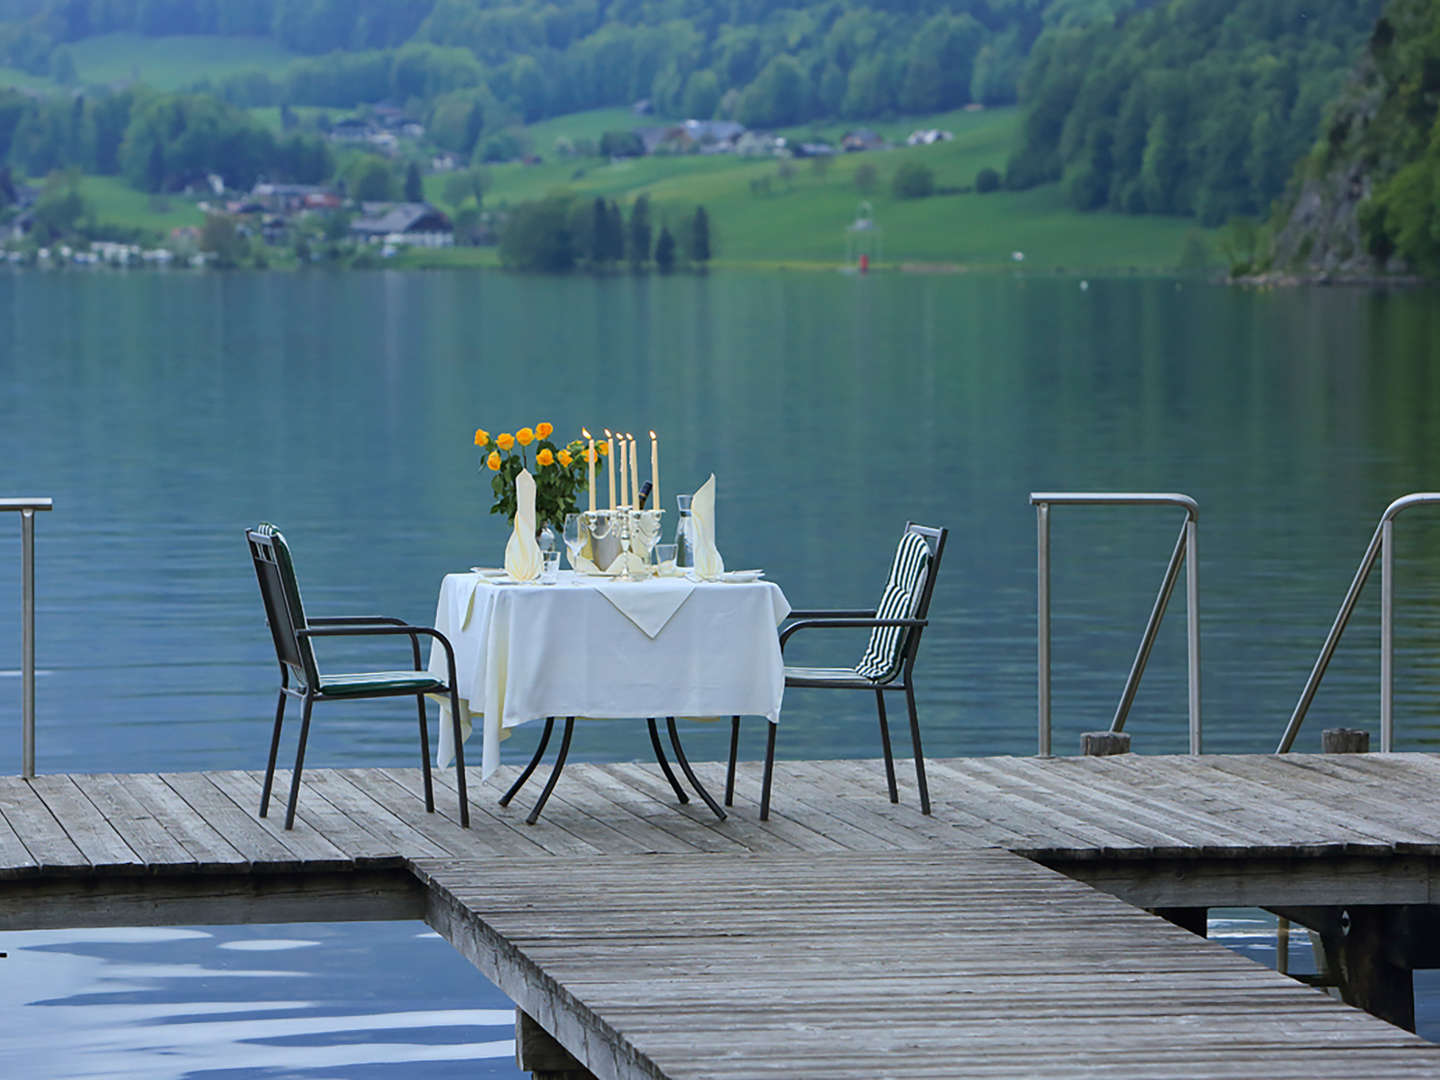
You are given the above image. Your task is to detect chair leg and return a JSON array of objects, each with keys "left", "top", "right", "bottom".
[
  {"left": 905, "top": 684, "right": 931, "bottom": 816},
  {"left": 527, "top": 717, "right": 574, "bottom": 825},
  {"left": 647, "top": 718, "right": 690, "bottom": 804},
  {"left": 259, "top": 690, "right": 286, "bottom": 818},
  {"left": 448, "top": 689, "right": 469, "bottom": 827},
  {"left": 416, "top": 694, "right": 434, "bottom": 814},
  {"left": 760, "top": 720, "right": 777, "bottom": 822},
  {"left": 499, "top": 717, "right": 554, "bottom": 806},
  {"left": 876, "top": 689, "right": 899, "bottom": 804},
  {"left": 725, "top": 715, "right": 740, "bottom": 806},
  {"left": 666, "top": 717, "right": 726, "bottom": 821},
  {"left": 283, "top": 694, "right": 314, "bottom": 831}
]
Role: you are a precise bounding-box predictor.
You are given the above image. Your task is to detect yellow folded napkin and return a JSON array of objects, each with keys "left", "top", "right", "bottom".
[
  {"left": 691, "top": 473, "right": 725, "bottom": 581},
  {"left": 504, "top": 470, "right": 542, "bottom": 581}
]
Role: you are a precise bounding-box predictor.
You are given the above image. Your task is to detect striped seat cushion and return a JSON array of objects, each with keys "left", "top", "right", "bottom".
[{"left": 854, "top": 531, "right": 931, "bottom": 681}]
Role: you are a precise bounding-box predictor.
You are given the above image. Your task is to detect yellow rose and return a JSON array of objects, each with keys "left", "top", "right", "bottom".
[
  {"left": 557, "top": 449, "right": 573, "bottom": 467},
  {"left": 496, "top": 432, "right": 515, "bottom": 451},
  {"left": 537, "top": 448, "right": 555, "bottom": 466},
  {"left": 597, "top": 440, "right": 609, "bottom": 456},
  {"left": 516, "top": 427, "right": 535, "bottom": 446},
  {"left": 584, "top": 448, "right": 597, "bottom": 463},
  {"left": 486, "top": 451, "right": 501, "bottom": 471},
  {"left": 473, "top": 427, "right": 489, "bottom": 447},
  {"left": 536, "top": 421, "right": 554, "bottom": 439}
]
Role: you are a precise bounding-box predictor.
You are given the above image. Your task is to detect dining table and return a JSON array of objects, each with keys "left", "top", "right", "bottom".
[{"left": 426, "top": 567, "right": 791, "bottom": 820}]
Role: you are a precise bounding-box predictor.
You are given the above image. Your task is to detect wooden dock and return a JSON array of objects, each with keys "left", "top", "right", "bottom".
[{"left": 4, "top": 754, "right": 1440, "bottom": 1077}]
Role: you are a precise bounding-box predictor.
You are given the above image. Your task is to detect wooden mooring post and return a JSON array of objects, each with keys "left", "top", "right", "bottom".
[
  {"left": 1081, "top": 731, "right": 1131, "bottom": 756},
  {"left": 516, "top": 1010, "right": 597, "bottom": 1080}
]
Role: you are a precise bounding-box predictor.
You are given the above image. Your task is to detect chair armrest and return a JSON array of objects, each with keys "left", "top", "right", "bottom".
[
  {"left": 779, "top": 616, "right": 927, "bottom": 653},
  {"left": 785, "top": 608, "right": 876, "bottom": 620},
  {"left": 297, "top": 624, "right": 456, "bottom": 684},
  {"left": 308, "top": 615, "right": 408, "bottom": 626}
]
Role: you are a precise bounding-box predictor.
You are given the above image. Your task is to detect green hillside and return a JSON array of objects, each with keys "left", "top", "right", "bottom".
[{"left": 62, "top": 34, "right": 295, "bottom": 91}]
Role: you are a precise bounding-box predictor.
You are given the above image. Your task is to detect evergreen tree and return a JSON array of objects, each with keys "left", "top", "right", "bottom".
[
  {"left": 628, "top": 194, "right": 652, "bottom": 270},
  {"left": 655, "top": 224, "right": 676, "bottom": 273},
  {"left": 690, "top": 205, "right": 711, "bottom": 266},
  {"left": 404, "top": 160, "right": 423, "bottom": 202}
]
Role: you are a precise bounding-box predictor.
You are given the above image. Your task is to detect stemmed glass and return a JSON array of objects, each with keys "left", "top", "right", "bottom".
[
  {"left": 563, "top": 513, "right": 584, "bottom": 569},
  {"left": 629, "top": 509, "right": 662, "bottom": 574}
]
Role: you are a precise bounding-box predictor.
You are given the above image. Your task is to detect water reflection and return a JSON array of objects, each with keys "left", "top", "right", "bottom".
[{"left": 0, "top": 924, "right": 516, "bottom": 1079}]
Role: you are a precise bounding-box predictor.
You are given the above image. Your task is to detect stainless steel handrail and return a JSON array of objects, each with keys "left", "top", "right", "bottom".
[
  {"left": 3, "top": 498, "right": 52, "bottom": 779},
  {"left": 1031, "top": 493, "right": 1201, "bottom": 757},
  {"left": 1276, "top": 492, "right": 1440, "bottom": 754}
]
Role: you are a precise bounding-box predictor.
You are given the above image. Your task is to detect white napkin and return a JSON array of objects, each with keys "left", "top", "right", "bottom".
[
  {"left": 595, "top": 578, "right": 697, "bottom": 637},
  {"left": 691, "top": 473, "right": 725, "bottom": 581},
  {"left": 504, "top": 470, "right": 542, "bottom": 582}
]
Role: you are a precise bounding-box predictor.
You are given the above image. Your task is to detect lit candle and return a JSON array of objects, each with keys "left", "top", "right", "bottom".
[
  {"left": 650, "top": 430, "right": 659, "bottom": 508},
  {"left": 605, "top": 429, "right": 616, "bottom": 511},
  {"left": 619, "top": 436, "right": 630, "bottom": 506},
  {"left": 626, "top": 433, "right": 638, "bottom": 505},
  {"left": 583, "top": 428, "right": 596, "bottom": 513}
]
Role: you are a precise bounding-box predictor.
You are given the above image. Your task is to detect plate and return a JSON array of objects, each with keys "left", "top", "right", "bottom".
[
  {"left": 721, "top": 569, "right": 765, "bottom": 583},
  {"left": 469, "top": 567, "right": 506, "bottom": 577}
]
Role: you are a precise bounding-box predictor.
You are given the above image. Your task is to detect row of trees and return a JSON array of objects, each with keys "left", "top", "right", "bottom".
[
  {"left": 0, "top": 85, "right": 337, "bottom": 191},
  {"left": 1005, "top": 0, "right": 1386, "bottom": 224},
  {"left": 0, "top": 1, "right": 1144, "bottom": 134},
  {"left": 499, "top": 192, "right": 709, "bottom": 274}
]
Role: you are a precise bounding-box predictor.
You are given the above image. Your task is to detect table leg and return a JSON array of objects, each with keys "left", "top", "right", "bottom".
[
  {"left": 647, "top": 718, "right": 690, "bottom": 804},
  {"left": 499, "top": 717, "right": 555, "bottom": 807},
  {"left": 527, "top": 717, "right": 575, "bottom": 825},
  {"left": 666, "top": 717, "right": 727, "bottom": 821}
]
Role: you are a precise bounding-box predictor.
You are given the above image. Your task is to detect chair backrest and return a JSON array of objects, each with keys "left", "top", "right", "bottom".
[
  {"left": 855, "top": 522, "right": 948, "bottom": 683},
  {"left": 246, "top": 523, "right": 320, "bottom": 690}
]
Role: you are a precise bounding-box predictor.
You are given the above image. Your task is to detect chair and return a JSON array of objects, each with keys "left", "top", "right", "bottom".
[
  {"left": 245, "top": 523, "right": 469, "bottom": 830},
  {"left": 726, "top": 522, "right": 947, "bottom": 820}
]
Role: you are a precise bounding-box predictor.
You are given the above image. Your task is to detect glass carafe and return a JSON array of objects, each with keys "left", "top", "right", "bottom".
[{"left": 675, "top": 494, "right": 696, "bottom": 569}]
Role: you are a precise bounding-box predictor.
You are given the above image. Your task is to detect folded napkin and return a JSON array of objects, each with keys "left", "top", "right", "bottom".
[
  {"left": 691, "top": 473, "right": 725, "bottom": 581},
  {"left": 504, "top": 470, "right": 542, "bottom": 581},
  {"left": 595, "top": 578, "right": 697, "bottom": 637}
]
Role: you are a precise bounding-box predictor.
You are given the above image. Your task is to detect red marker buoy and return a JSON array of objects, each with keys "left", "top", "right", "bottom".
[{"left": 859, "top": 253, "right": 869, "bottom": 273}]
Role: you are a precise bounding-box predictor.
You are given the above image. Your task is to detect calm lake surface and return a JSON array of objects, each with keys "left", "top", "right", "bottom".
[{"left": 3, "top": 269, "right": 1440, "bottom": 1074}]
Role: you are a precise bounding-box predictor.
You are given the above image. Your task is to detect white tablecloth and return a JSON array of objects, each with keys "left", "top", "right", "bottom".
[{"left": 427, "top": 570, "right": 791, "bottom": 779}]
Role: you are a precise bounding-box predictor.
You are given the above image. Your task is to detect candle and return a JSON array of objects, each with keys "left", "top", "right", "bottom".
[
  {"left": 617, "top": 435, "right": 628, "bottom": 506},
  {"left": 583, "top": 428, "right": 596, "bottom": 513},
  {"left": 628, "top": 433, "right": 640, "bottom": 505},
  {"left": 650, "top": 430, "right": 659, "bottom": 509},
  {"left": 605, "top": 429, "right": 616, "bottom": 511}
]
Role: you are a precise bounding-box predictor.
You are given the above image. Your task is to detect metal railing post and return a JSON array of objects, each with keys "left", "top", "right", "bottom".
[
  {"left": 1186, "top": 516, "right": 1201, "bottom": 754},
  {"left": 3, "top": 497, "right": 52, "bottom": 779},
  {"left": 1037, "top": 501, "right": 1051, "bottom": 757},
  {"left": 1380, "top": 517, "right": 1394, "bottom": 753},
  {"left": 1278, "top": 493, "right": 1440, "bottom": 754},
  {"left": 1030, "top": 493, "right": 1200, "bottom": 756}
]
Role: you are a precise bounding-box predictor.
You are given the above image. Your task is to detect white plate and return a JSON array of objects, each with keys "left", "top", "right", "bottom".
[
  {"left": 721, "top": 569, "right": 765, "bottom": 583},
  {"left": 469, "top": 567, "right": 507, "bottom": 577}
]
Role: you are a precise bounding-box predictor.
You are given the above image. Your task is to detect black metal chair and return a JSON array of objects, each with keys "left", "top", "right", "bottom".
[
  {"left": 246, "top": 523, "right": 469, "bottom": 830},
  {"left": 726, "top": 522, "right": 947, "bottom": 820}
]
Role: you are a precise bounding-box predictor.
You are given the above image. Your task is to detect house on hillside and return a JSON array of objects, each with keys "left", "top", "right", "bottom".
[
  {"left": 251, "top": 183, "right": 340, "bottom": 213},
  {"left": 905, "top": 129, "right": 953, "bottom": 146},
  {"left": 841, "top": 129, "right": 885, "bottom": 152},
  {"left": 349, "top": 203, "right": 453, "bottom": 247}
]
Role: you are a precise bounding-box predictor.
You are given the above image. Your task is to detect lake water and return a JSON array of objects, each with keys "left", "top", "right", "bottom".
[{"left": 3, "top": 269, "right": 1440, "bottom": 1074}]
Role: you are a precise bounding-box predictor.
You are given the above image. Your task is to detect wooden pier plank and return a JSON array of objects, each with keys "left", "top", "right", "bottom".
[
  {"left": 68, "top": 772, "right": 192, "bottom": 869},
  {"left": 27, "top": 774, "right": 143, "bottom": 870},
  {"left": 166, "top": 770, "right": 347, "bottom": 869}
]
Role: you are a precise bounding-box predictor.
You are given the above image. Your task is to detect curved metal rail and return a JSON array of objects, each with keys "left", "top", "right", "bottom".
[
  {"left": 1276, "top": 492, "right": 1440, "bottom": 754},
  {"left": 1032, "top": 493, "right": 1201, "bottom": 757},
  {"left": 2, "top": 498, "right": 53, "bottom": 778}
]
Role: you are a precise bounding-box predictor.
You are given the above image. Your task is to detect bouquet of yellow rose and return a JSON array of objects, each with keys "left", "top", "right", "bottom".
[{"left": 475, "top": 421, "right": 598, "bottom": 535}]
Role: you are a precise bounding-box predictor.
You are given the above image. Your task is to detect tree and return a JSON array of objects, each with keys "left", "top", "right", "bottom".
[
  {"left": 892, "top": 161, "right": 934, "bottom": 199},
  {"left": 627, "top": 194, "right": 652, "bottom": 270},
  {"left": 199, "top": 212, "right": 247, "bottom": 269},
  {"left": 500, "top": 193, "right": 577, "bottom": 273},
  {"left": 655, "top": 223, "right": 676, "bottom": 273},
  {"left": 347, "top": 155, "right": 398, "bottom": 202},
  {"left": 975, "top": 167, "right": 1001, "bottom": 193},
  {"left": 854, "top": 162, "right": 878, "bottom": 194},
  {"left": 404, "top": 160, "right": 423, "bottom": 202},
  {"left": 29, "top": 174, "right": 88, "bottom": 245},
  {"left": 690, "top": 205, "right": 711, "bottom": 266}
]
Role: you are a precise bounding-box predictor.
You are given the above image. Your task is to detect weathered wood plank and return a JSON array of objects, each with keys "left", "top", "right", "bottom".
[
  {"left": 27, "top": 774, "right": 142, "bottom": 870},
  {"left": 166, "top": 771, "right": 347, "bottom": 869},
  {"left": 68, "top": 772, "right": 191, "bottom": 868}
]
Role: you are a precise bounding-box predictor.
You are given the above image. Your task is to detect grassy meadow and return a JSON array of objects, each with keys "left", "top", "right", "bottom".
[
  {"left": 432, "top": 106, "right": 1211, "bottom": 272},
  {"left": 65, "top": 34, "right": 295, "bottom": 91}
]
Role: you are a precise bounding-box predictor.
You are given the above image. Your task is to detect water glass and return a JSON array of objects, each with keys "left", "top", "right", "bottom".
[
  {"left": 540, "top": 549, "right": 561, "bottom": 584},
  {"left": 654, "top": 543, "right": 678, "bottom": 576},
  {"left": 563, "top": 513, "right": 583, "bottom": 568}
]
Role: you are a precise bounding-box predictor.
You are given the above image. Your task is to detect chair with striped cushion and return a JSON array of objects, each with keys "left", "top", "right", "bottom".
[
  {"left": 246, "top": 523, "right": 469, "bottom": 830},
  {"left": 725, "top": 523, "right": 946, "bottom": 820}
]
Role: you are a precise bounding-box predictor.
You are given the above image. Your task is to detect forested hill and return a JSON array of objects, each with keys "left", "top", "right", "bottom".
[
  {"left": 1005, "top": 0, "right": 1385, "bottom": 226},
  {"left": 1266, "top": 0, "right": 1440, "bottom": 279},
  {"left": 0, "top": 1, "right": 1149, "bottom": 127}
]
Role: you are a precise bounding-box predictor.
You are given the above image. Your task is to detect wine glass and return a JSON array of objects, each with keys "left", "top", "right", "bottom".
[{"left": 563, "top": 513, "right": 584, "bottom": 569}]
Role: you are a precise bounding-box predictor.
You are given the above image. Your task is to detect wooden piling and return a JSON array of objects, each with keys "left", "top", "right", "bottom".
[
  {"left": 1081, "top": 731, "right": 1131, "bottom": 756},
  {"left": 1322, "top": 728, "right": 1370, "bottom": 754}
]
